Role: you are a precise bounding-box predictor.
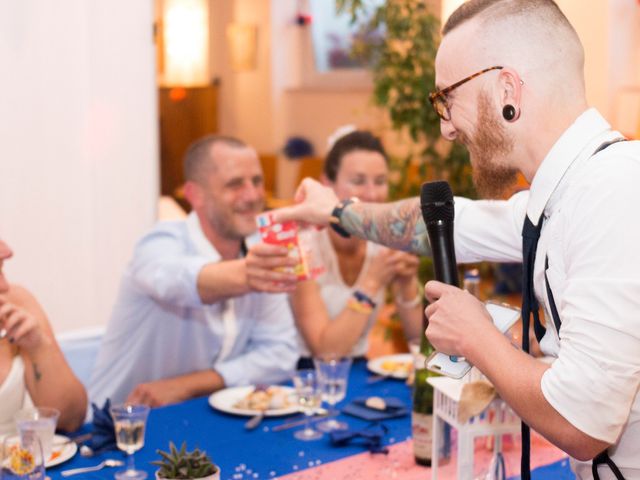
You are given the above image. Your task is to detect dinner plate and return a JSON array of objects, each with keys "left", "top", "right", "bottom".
[
  {"left": 208, "top": 386, "right": 299, "bottom": 417},
  {"left": 367, "top": 353, "right": 414, "bottom": 379},
  {"left": 47, "top": 434, "right": 78, "bottom": 468}
]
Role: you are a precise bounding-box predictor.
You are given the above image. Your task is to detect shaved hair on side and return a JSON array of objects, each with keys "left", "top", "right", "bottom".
[{"left": 183, "top": 135, "right": 248, "bottom": 184}]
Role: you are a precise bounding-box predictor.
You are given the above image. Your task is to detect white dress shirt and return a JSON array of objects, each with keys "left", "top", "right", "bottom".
[
  {"left": 89, "top": 213, "right": 298, "bottom": 406},
  {"left": 452, "top": 109, "right": 640, "bottom": 478}
]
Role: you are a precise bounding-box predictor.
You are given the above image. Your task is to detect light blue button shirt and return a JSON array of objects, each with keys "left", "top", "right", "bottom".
[{"left": 89, "top": 214, "right": 298, "bottom": 406}]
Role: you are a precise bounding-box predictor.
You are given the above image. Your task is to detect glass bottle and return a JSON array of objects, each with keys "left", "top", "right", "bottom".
[{"left": 412, "top": 312, "right": 436, "bottom": 466}]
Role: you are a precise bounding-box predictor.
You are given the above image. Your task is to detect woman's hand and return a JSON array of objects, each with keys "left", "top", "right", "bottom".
[
  {"left": 392, "top": 252, "right": 420, "bottom": 285},
  {"left": 361, "top": 248, "right": 410, "bottom": 293},
  {"left": 0, "top": 296, "right": 47, "bottom": 353}
]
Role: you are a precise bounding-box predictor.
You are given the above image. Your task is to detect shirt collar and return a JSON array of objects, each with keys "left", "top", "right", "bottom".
[
  {"left": 186, "top": 211, "right": 253, "bottom": 260},
  {"left": 186, "top": 211, "right": 222, "bottom": 262},
  {"left": 526, "top": 108, "right": 614, "bottom": 226}
]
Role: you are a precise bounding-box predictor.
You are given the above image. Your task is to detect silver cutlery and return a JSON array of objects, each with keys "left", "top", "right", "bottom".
[
  {"left": 272, "top": 411, "right": 335, "bottom": 432},
  {"left": 366, "top": 374, "right": 391, "bottom": 384},
  {"left": 244, "top": 409, "right": 267, "bottom": 430},
  {"left": 60, "top": 458, "right": 123, "bottom": 477},
  {"left": 53, "top": 433, "right": 92, "bottom": 447}
]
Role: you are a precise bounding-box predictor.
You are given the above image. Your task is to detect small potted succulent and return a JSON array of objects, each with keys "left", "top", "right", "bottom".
[{"left": 152, "top": 441, "right": 219, "bottom": 480}]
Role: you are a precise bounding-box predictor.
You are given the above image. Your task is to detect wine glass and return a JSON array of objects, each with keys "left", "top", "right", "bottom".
[
  {"left": 1, "top": 432, "right": 45, "bottom": 480},
  {"left": 14, "top": 407, "right": 59, "bottom": 464},
  {"left": 110, "top": 404, "right": 150, "bottom": 480},
  {"left": 292, "top": 369, "right": 323, "bottom": 441},
  {"left": 314, "top": 355, "right": 351, "bottom": 432}
]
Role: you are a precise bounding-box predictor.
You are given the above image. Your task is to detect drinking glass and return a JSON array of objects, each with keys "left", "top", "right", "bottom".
[
  {"left": 1, "top": 432, "right": 45, "bottom": 480},
  {"left": 110, "top": 404, "right": 150, "bottom": 480},
  {"left": 314, "top": 356, "right": 351, "bottom": 432},
  {"left": 292, "top": 369, "right": 323, "bottom": 441},
  {"left": 14, "top": 407, "right": 59, "bottom": 463}
]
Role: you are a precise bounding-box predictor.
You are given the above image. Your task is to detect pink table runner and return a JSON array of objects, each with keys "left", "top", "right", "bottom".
[{"left": 280, "top": 432, "right": 569, "bottom": 480}]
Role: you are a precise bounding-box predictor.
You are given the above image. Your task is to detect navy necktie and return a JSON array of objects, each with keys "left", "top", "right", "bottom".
[{"left": 520, "top": 213, "right": 545, "bottom": 480}]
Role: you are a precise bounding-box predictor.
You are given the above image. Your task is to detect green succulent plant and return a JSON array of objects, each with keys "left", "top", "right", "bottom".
[{"left": 152, "top": 441, "right": 218, "bottom": 479}]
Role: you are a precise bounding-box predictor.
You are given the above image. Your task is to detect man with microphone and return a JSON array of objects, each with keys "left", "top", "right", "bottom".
[{"left": 274, "top": 1, "right": 640, "bottom": 478}]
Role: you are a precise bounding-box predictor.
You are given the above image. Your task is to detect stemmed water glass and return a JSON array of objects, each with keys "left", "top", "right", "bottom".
[
  {"left": 110, "top": 404, "right": 150, "bottom": 480},
  {"left": 314, "top": 355, "right": 352, "bottom": 432},
  {"left": 292, "top": 369, "right": 323, "bottom": 441}
]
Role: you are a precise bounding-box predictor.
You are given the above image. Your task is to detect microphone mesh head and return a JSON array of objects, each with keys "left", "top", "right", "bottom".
[{"left": 420, "top": 181, "right": 454, "bottom": 223}]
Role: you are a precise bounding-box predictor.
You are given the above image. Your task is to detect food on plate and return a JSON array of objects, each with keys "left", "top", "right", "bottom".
[
  {"left": 380, "top": 359, "right": 412, "bottom": 376},
  {"left": 233, "top": 386, "right": 292, "bottom": 411}
]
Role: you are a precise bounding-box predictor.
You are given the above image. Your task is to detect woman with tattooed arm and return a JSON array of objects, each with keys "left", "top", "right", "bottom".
[{"left": 0, "top": 238, "right": 86, "bottom": 435}]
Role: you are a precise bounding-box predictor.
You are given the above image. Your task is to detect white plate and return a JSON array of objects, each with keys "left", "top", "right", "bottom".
[
  {"left": 208, "top": 386, "right": 299, "bottom": 417},
  {"left": 367, "top": 353, "right": 414, "bottom": 379},
  {"left": 47, "top": 434, "right": 78, "bottom": 468}
]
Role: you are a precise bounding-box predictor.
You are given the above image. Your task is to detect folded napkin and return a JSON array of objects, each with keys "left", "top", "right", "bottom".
[
  {"left": 458, "top": 380, "right": 497, "bottom": 423},
  {"left": 90, "top": 399, "right": 117, "bottom": 452},
  {"left": 330, "top": 422, "right": 389, "bottom": 454},
  {"left": 342, "top": 396, "right": 408, "bottom": 421}
]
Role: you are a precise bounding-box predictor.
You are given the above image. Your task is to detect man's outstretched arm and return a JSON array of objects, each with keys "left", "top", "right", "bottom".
[
  {"left": 341, "top": 197, "right": 429, "bottom": 255},
  {"left": 273, "top": 178, "right": 431, "bottom": 255}
]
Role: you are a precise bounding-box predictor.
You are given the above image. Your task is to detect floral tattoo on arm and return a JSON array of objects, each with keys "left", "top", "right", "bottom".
[{"left": 340, "top": 197, "right": 431, "bottom": 256}]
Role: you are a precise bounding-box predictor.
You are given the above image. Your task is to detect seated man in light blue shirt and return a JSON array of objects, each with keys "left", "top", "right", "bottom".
[{"left": 90, "top": 135, "right": 300, "bottom": 407}]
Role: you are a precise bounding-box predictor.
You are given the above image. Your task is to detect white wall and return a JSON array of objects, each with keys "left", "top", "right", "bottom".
[{"left": 0, "top": 0, "right": 158, "bottom": 333}]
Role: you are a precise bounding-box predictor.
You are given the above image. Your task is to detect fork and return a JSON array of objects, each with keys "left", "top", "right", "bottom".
[
  {"left": 60, "top": 458, "right": 124, "bottom": 477},
  {"left": 244, "top": 384, "right": 270, "bottom": 430}
]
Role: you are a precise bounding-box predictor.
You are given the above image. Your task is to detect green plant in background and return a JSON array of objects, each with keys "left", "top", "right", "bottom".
[
  {"left": 337, "top": 1, "right": 490, "bottom": 343},
  {"left": 336, "top": 0, "right": 476, "bottom": 201}
]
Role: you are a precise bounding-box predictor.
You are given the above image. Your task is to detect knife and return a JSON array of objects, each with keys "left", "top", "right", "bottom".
[{"left": 272, "top": 411, "right": 336, "bottom": 432}]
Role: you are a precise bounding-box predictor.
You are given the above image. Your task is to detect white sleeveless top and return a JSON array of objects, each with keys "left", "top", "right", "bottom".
[
  {"left": 296, "top": 229, "right": 385, "bottom": 358},
  {"left": 0, "top": 356, "right": 33, "bottom": 436}
]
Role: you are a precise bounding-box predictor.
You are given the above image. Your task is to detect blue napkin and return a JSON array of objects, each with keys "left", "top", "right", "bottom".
[
  {"left": 342, "top": 397, "right": 408, "bottom": 421},
  {"left": 330, "top": 422, "right": 389, "bottom": 454},
  {"left": 90, "top": 399, "right": 117, "bottom": 452}
]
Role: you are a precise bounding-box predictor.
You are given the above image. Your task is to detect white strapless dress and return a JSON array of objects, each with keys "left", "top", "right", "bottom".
[{"left": 0, "top": 356, "right": 33, "bottom": 437}]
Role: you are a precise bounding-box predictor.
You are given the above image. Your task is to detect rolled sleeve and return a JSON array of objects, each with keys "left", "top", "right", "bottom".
[
  {"left": 454, "top": 192, "right": 527, "bottom": 264},
  {"left": 541, "top": 280, "right": 640, "bottom": 442}
]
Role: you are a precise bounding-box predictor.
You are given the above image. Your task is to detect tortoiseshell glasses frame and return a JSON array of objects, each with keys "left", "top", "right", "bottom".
[{"left": 429, "top": 66, "right": 504, "bottom": 121}]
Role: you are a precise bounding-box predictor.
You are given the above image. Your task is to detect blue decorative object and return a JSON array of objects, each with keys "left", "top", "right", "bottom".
[
  {"left": 283, "top": 136, "right": 314, "bottom": 160},
  {"left": 342, "top": 397, "right": 408, "bottom": 421},
  {"left": 330, "top": 422, "right": 389, "bottom": 454},
  {"left": 90, "top": 399, "right": 117, "bottom": 453}
]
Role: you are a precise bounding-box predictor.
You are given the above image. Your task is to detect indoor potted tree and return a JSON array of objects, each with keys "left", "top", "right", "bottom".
[{"left": 152, "top": 442, "right": 219, "bottom": 480}]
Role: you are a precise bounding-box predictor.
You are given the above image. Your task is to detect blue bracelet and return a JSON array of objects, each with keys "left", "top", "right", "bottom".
[{"left": 353, "top": 290, "right": 377, "bottom": 309}]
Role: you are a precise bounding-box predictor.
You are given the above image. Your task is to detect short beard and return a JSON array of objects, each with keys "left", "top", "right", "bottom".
[{"left": 462, "top": 92, "right": 518, "bottom": 199}]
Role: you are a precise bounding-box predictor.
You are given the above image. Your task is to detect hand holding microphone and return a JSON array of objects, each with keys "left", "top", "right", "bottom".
[{"left": 421, "top": 182, "right": 520, "bottom": 378}]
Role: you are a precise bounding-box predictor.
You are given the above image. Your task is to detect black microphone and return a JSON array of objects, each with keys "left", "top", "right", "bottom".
[{"left": 420, "top": 181, "right": 459, "bottom": 287}]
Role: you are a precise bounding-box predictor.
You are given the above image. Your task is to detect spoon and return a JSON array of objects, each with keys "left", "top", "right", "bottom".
[{"left": 61, "top": 458, "right": 124, "bottom": 477}]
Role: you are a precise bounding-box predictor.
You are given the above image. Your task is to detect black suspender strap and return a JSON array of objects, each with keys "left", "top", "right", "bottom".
[
  {"left": 543, "top": 256, "right": 562, "bottom": 334},
  {"left": 593, "top": 451, "right": 626, "bottom": 480}
]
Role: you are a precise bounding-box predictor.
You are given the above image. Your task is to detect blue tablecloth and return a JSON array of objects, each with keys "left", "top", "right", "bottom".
[{"left": 47, "top": 361, "right": 574, "bottom": 479}]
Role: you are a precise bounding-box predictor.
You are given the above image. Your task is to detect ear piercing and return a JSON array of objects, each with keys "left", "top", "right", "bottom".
[{"left": 502, "top": 104, "right": 518, "bottom": 121}]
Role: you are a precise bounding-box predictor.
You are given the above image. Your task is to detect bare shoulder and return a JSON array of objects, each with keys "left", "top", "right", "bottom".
[
  {"left": 6, "top": 285, "right": 49, "bottom": 323},
  {"left": 6, "top": 284, "right": 37, "bottom": 306}
]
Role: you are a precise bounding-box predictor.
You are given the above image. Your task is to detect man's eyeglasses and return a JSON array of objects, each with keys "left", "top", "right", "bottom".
[{"left": 429, "top": 66, "right": 503, "bottom": 121}]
